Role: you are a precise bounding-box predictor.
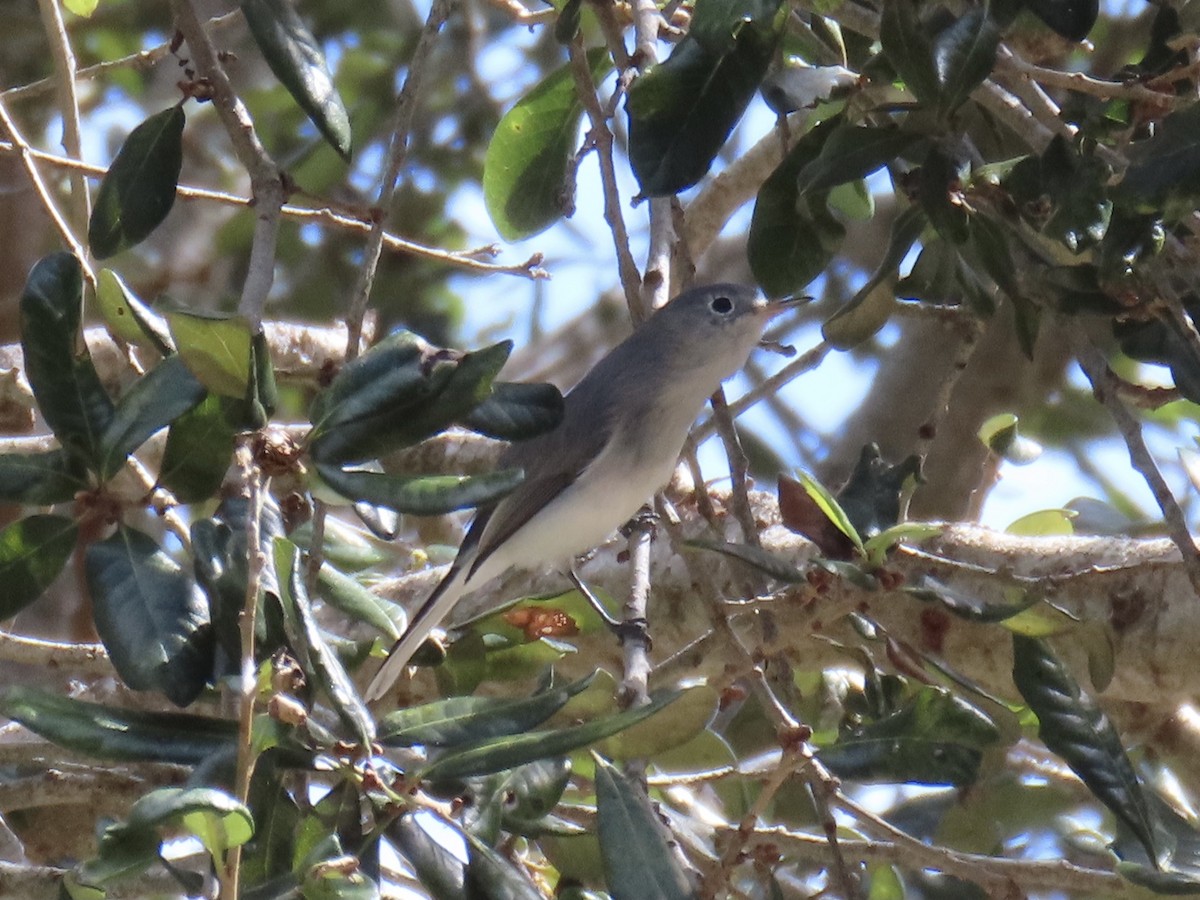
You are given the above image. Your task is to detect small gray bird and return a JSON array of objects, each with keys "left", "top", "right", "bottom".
[{"left": 364, "top": 283, "right": 794, "bottom": 701}]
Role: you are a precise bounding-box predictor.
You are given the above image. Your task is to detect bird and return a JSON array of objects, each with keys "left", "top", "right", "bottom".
[{"left": 363, "top": 283, "right": 796, "bottom": 702}]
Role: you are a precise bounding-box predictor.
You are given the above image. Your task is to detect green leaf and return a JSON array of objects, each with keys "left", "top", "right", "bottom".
[
  {"left": 273, "top": 539, "right": 374, "bottom": 745},
  {"left": 20, "top": 252, "right": 115, "bottom": 467},
  {"left": 95, "top": 269, "right": 174, "bottom": 355},
  {"left": 242, "top": 752, "right": 301, "bottom": 887},
  {"left": 309, "top": 334, "right": 512, "bottom": 464},
  {"left": 165, "top": 308, "right": 254, "bottom": 398},
  {"left": 1121, "top": 103, "right": 1200, "bottom": 209},
  {"left": 1006, "top": 508, "right": 1076, "bottom": 536},
  {"left": 819, "top": 686, "right": 1000, "bottom": 785},
  {"left": 159, "top": 394, "right": 240, "bottom": 503},
  {"left": 88, "top": 106, "right": 185, "bottom": 259},
  {"left": 484, "top": 49, "right": 611, "bottom": 241},
  {"left": 796, "top": 470, "right": 864, "bottom": 553},
  {"left": 390, "top": 812, "right": 467, "bottom": 897},
  {"left": 317, "top": 563, "right": 402, "bottom": 639},
  {"left": 0, "top": 686, "right": 236, "bottom": 763},
  {"left": 125, "top": 787, "right": 253, "bottom": 854},
  {"left": 85, "top": 525, "right": 213, "bottom": 706},
  {"left": 1012, "top": 634, "right": 1162, "bottom": 864},
  {"left": 464, "top": 829, "right": 545, "bottom": 898},
  {"left": 795, "top": 125, "right": 921, "bottom": 196},
  {"left": 554, "top": 0, "right": 583, "bottom": 43},
  {"left": 1005, "top": 136, "right": 1112, "bottom": 252},
  {"left": 748, "top": 118, "right": 846, "bottom": 296},
  {"left": 241, "top": 0, "right": 352, "bottom": 160},
  {"left": 316, "top": 463, "right": 524, "bottom": 515},
  {"left": 880, "top": 0, "right": 939, "bottom": 104},
  {"left": 978, "top": 412, "right": 1043, "bottom": 464},
  {"left": 0, "top": 449, "right": 88, "bottom": 504},
  {"left": 918, "top": 145, "right": 970, "bottom": 243},
  {"left": 823, "top": 204, "right": 926, "bottom": 348},
  {"left": 422, "top": 689, "right": 681, "bottom": 781},
  {"left": 98, "top": 355, "right": 207, "bottom": 480},
  {"left": 627, "top": 0, "right": 784, "bottom": 196},
  {"left": 379, "top": 671, "right": 597, "bottom": 747},
  {"left": 62, "top": 0, "right": 100, "bottom": 15},
  {"left": 0, "top": 515, "right": 77, "bottom": 620},
  {"left": 595, "top": 755, "right": 693, "bottom": 900},
  {"left": 834, "top": 445, "right": 923, "bottom": 541},
  {"left": 932, "top": 10, "right": 1000, "bottom": 115},
  {"left": 459, "top": 381, "right": 565, "bottom": 441}
]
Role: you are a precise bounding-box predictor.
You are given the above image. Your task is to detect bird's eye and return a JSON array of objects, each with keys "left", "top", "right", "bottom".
[{"left": 710, "top": 295, "right": 734, "bottom": 315}]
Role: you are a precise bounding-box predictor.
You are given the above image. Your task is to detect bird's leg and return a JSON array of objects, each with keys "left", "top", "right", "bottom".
[{"left": 567, "top": 562, "right": 621, "bottom": 630}]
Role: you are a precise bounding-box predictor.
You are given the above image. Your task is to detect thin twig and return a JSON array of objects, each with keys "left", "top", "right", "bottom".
[
  {"left": 345, "top": 0, "right": 456, "bottom": 361},
  {"left": 1073, "top": 332, "right": 1200, "bottom": 598},
  {"left": 619, "top": 507, "right": 655, "bottom": 713},
  {"left": 567, "top": 38, "right": 642, "bottom": 318},
  {"left": 996, "top": 46, "right": 1177, "bottom": 107},
  {"left": 171, "top": 0, "right": 283, "bottom": 327},
  {"left": 0, "top": 94, "right": 93, "bottom": 282},
  {"left": 708, "top": 388, "right": 761, "bottom": 547},
  {"left": 35, "top": 0, "right": 90, "bottom": 232},
  {"left": 0, "top": 140, "right": 549, "bottom": 279}
]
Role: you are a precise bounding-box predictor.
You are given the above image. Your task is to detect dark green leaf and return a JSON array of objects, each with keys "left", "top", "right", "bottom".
[
  {"left": 0, "top": 448, "right": 88, "bottom": 504},
  {"left": 160, "top": 394, "right": 240, "bottom": 503},
  {"left": 554, "top": 0, "right": 582, "bottom": 43},
  {"left": 123, "top": 786, "right": 253, "bottom": 850},
  {"left": 250, "top": 329, "right": 278, "bottom": 417},
  {"left": 627, "top": 0, "right": 784, "bottom": 196},
  {"left": 459, "top": 381, "right": 565, "bottom": 441},
  {"left": 1005, "top": 136, "right": 1112, "bottom": 252},
  {"left": 795, "top": 125, "right": 921, "bottom": 196},
  {"left": 20, "top": 252, "right": 115, "bottom": 466},
  {"left": 1121, "top": 103, "right": 1200, "bottom": 210},
  {"left": 165, "top": 308, "right": 254, "bottom": 398},
  {"left": 391, "top": 812, "right": 467, "bottom": 898},
  {"left": 1026, "top": 0, "right": 1098, "bottom": 42},
  {"left": 835, "top": 444, "right": 923, "bottom": 540},
  {"left": 85, "top": 524, "right": 213, "bottom": 706},
  {"left": 243, "top": 752, "right": 301, "bottom": 888},
  {"left": 422, "top": 690, "right": 680, "bottom": 781},
  {"left": 379, "top": 671, "right": 597, "bottom": 747},
  {"left": 88, "top": 106, "right": 185, "bottom": 259},
  {"left": 967, "top": 213, "right": 1019, "bottom": 299},
  {"left": 274, "top": 538, "right": 374, "bottom": 745},
  {"left": 820, "top": 686, "right": 999, "bottom": 785},
  {"left": 309, "top": 333, "right": 512, "bottom": 464},
  {"left": 316, "top": 463, "right": 524, "bottom": 515},
  {"left": 464, "top": 829, "right": 544, "bottom": 899},
  {"left": 932, "top": 10, "right": 1000, "bottom": 115},
  {"left": 98, "top": 355, "right": 207, "bottom": 480},
  {"left": 880, "top": 0, "right": 939, "bottom": 105},
  {"left": 0, "top": 515, "right": 77, "bottom": 619},
  {"left": 748, "top": 118, "right": 846, "bottom": 296},
  {"left": 918, "top": 145, "right": 970, "bottom": 243},
  {"left": 241, "top": 0, "right": 352, "bottom": 160},
  {"left": 1012, "top": 634, "right": 1162, "bottom": 864},
  {"left": 498, "top": 757, "right": 573, "bottom": 835},
  {"left": 1115, "top": 304, "right": 1200, "bottom": 406},
  {"left": 823, "top": 205, "right": 926, "bottom": 348},
  {"left": 483, "top": 49, "right": 611, "bottom": 241},
  {"left": 0, "top": 686, "right": 236, "bottom": 763},
  {"left": 95, "top": 268, "right": 174, "bottom": 355},
  {"left": 595, "top": 755, "right": 693, "bottom": 900}
]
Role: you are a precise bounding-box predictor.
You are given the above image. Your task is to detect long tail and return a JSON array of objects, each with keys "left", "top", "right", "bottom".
[{"left": 363, "top": 565, "right": 467, "bottom": 702}]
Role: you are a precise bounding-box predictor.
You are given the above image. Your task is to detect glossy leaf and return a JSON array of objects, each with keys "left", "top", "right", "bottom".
[
  {"left": 595, "top": 755, "right": 693, "bottom": 900},
  {"left": 390, "top": 812, "right": 467, "bottom": 897},
  {"left": 484, "top": 49, "right": 611, "bottom": 241},
  {"left": 98, "top": 354, "right": 207, "bottom": 479},
  {"left": 464, "top": 829, "right": 544, "bottom": 899},
  {"left": 833, "top": 444, "right": 923, "bottom": 541},
  {"left": 0, "top": 686, "right": 236, "bottom": 763},
  {"left": 20, "top": 252, "right": 115, "bottom": 466},
  {"left": 242, "top": 752, "right": 301, "bottom": 887},
  {"left": 932, "top": 10, "right": 1000, "bottom": 115},
  {"left": 95, "top": 269, "right": 174, "bottom": 355},
  {"left": 241, "top": 0, "right": 352, "bottom": 160},
  {"left": 794, "top": 125, "right": 921, "bottom": 196},
  {"left": 165, "top": 308, "right": 254, "bottom": 398},
  {"left": 459, "top": 381, "right": 565, "bottom": 441},
  {"left": 379, "top": 671, "right": 597, "bottom": 747},
  {"left": 1012, "top": 634, "right": 1162, "bottom": 864},
  {"left": 310, "top": 335, "right": 512, "bottom": 464},
  {"left": 422, "top": 689, "right": 680, "bottom": 781},
  {"left": 316, "top": 463, "right": 524, "bottom": 515},
  {"left": 85, "top": 525, "right": 213, "bottom": 706},
  {"left": 1027, "top": 0, "right": 1098, "bottom": 41},
  {"left": 122, "top": 787, "right": 253, "bottom": 853},
  {"left": 880, "top": 0, "right": 939, "bottom": 104},
  {"left": 627, "top": 0, "right": 784, "bottom": 196},
  {"left": 159, "top": 394, "right": 240, "bottom": 503},
  {"left": 0, "top": 449, "right": 88, "bottom": 504},
  {"left": 0, "top": 515, "right": 77, "bottom": 619},
  {"left": 88, "top": 106, "right": 185, "bottom": 259},
  {"left": 1005, "top": 136, "right": 1112, "bottom": 252},
  {"left": 748, "top": 119, "right": 845, "bottom": 296},
  {"left": 274, "top": 538, "right": 374, "bottom": 745},
  {"left": 684, "top": 538, "right": 809, "bottom": 582}
]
